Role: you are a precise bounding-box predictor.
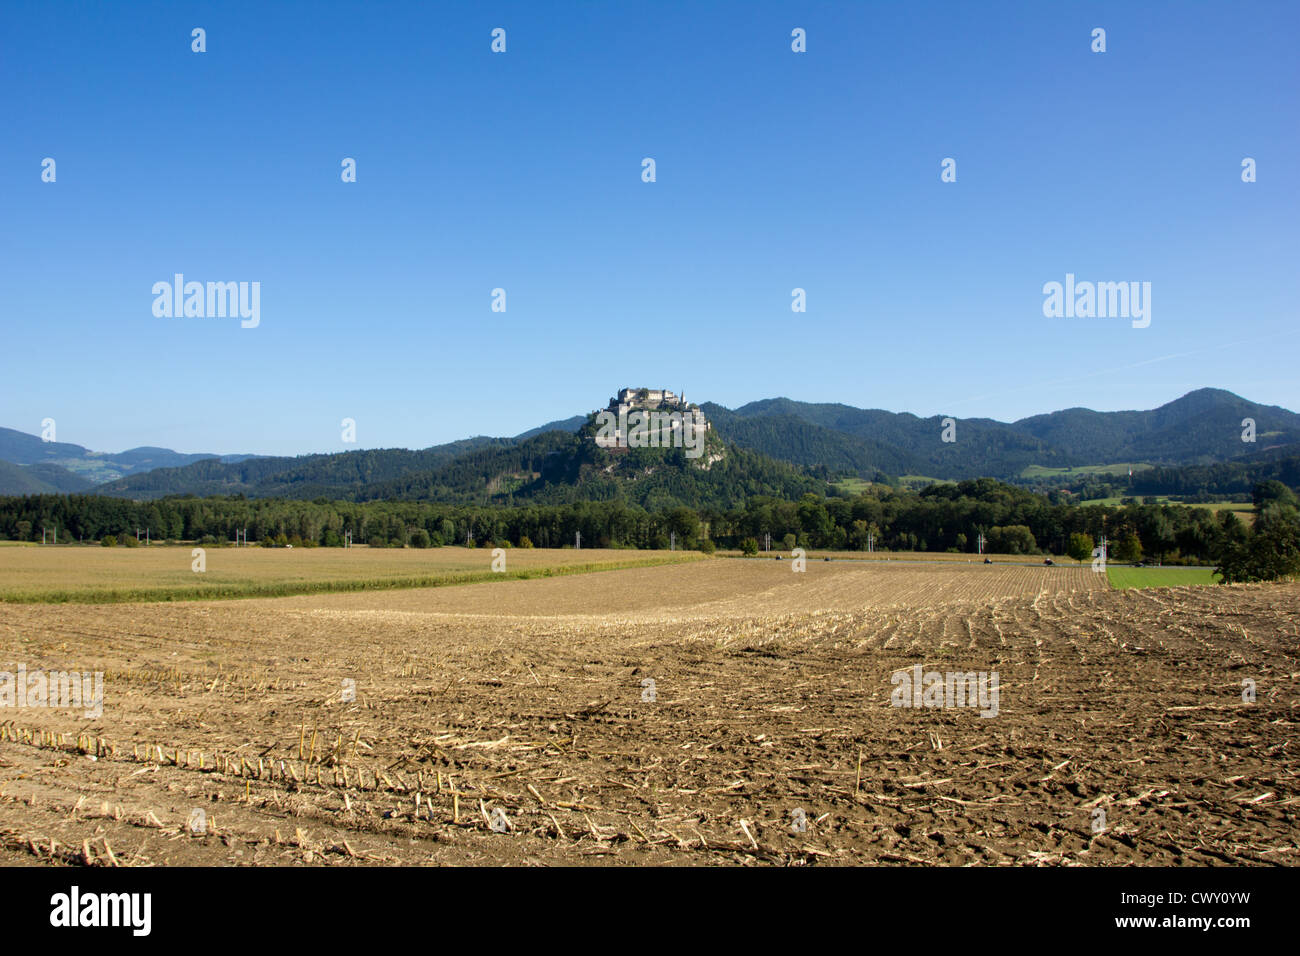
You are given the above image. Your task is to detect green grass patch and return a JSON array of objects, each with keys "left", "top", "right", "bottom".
[
  {"left": 832, "top": 477, "right": 893, "bottom": 495},
  {"left": 1021, "top": 462, "right": 1153, "bottom": 479},
  {"left": 897, "top": 474, "right": 951, "bottom": 489},
  {"left": 1106, "top": 565, "right": 1219, "bottom": 589},
  {"left": 1079, "top": 498, "right": 1255, "bottom": 523}
]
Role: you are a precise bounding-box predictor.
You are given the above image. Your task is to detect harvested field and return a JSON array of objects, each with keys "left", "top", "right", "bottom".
[
  {"left": 724, "top": 550, "right": 1087, "bottom": 564},
  {"left": 0, "top": 560, "right": 1295, "bottom": 866},
  {"left": 0, "top": 546, "right": 702, "bottom": 604}
]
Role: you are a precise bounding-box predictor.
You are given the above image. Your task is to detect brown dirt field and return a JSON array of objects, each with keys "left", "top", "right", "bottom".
[
  {"left": 0, "top": 560, "right": 1295, "bottom": 867},
  {"left": 255, "top": 556, "right": 1106, "bottom": 618}
]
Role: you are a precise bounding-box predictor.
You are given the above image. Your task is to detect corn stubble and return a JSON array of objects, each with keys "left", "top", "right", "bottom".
[{"left": 0, "top": 560, "right": 1295, "bottom": 866}]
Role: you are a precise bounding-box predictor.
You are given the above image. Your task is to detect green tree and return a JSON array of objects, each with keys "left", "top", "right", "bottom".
[
  {"left": 1112, "top": 533, "right": 1142, "bottom": 563},
  {"left": 1066, "top": 532, "right": 1095, "bottom": 562},
  {"left": 1216, "top": 515, "right": 1300, "bottom": 583},
  {"left": 989, "top": 525, "right": 1037, "bottom": 555}
]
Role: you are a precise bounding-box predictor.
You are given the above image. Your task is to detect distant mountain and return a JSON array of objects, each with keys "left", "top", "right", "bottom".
[
  {"left": 700, "top": 406, "right": 914, "bottom": 478},
  {"left": 0, "top": 426, "right": 253, "bottom": 485},
  {"left": 1013, "top": 388, "right": 1300, "bottom": 465},
  {"left": 513, "top": 416, "right": 585, "bottom": 440},
  {"left": 4, "top": 388, "right": 1296, "bottom": 503},
  {"left": 0, "top": 428, "right": 91, "bottom": 466},
  {"left": 94, "top": 437, "right": 515, "bottom": 500},
  {"left": 88, "top": 423, "right": 820, "bottom": 509},
  {"left": 19, "top": 462, "right": 95, "bottom": 493},
  {"left": 704, "top": 388, "right": 1300, "bottom": 480},
  {"left": 355, "top": 425, "right": 820, "bottom": 509},
  {"left": 0, "top": 460, "right": 94, "bottom": 495}
]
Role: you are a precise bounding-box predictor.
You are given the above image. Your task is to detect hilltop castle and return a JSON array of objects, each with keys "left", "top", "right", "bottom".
[{"left": 594, "top": 387, "right": 710, "bottom": 453}]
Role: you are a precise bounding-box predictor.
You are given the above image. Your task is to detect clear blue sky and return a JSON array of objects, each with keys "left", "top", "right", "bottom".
[{"left": 3, "top": 0, "right": 1297, "bottom": 456}]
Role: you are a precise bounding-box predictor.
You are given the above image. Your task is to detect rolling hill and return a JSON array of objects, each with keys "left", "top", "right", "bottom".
[
  {"left": 703, "top": 388, "right": 1300, "bottom": 480},
  {"left": 3, "top": 388, "right": 1296, "bottom": 502},
  {"left": 0, "top": 426, "right": 257, "bottom": 489}
]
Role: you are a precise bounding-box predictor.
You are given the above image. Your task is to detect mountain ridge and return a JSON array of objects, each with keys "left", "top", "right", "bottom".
[{"left": 3, "top": 388, "right": 1297, "bottom": 499}]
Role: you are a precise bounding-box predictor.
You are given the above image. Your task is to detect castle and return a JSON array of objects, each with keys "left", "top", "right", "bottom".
[{"left": 594, "top": 387, "right": 710, "bottom": 451}]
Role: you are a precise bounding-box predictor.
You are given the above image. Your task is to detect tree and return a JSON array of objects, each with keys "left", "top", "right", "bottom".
[
  {"left": 664, "top": 507, "right": 701, "bottom": 548},
  {"left": 100, "top": 535, "right": 117, "bottom": 547},
  {"left": 1217, "top": 487, "right": 1300, "bottom": 583},
  {"left": 797, "top": 495, "right": 833, "bottom": 547},
  {"left": 740, "top": 537, "right": 759, "bottom": 556},
  {"left": 1139, "top": 508, "right": 1176, "bottom": 562},
  {"left": 1253, "top": 480, "right": 1298, "bottom": 511},
  {"left": 1066, "top": 532, "right": 1095, "bottom": 562},
  {"left": 989, "top": 525, "right": 1036, "bottom": 555},
  {"left": 409, "top": 528, "right": 431, "bottom": 548},
  {"left": 1112, "top": 533, "right": 1143, "bottom": 563},
  {"left": 1215, "top": 516, "right": 1300, "bottom": 583}
]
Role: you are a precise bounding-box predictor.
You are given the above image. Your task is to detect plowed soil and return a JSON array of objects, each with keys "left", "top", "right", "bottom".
[{"left": 0, "top": 559, "right": 1295, "bottom": 866}]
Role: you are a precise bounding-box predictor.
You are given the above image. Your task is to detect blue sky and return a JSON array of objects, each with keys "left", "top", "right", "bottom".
[{"left": 3, "top": 0, "right": 1297, "bottom": 456}]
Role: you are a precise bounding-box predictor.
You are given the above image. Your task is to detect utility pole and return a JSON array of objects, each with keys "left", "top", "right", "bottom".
[
  {"left": 670, "top": 531, "right": 676, "bottom": 551},
  {"left": 575, "top": 530, "right": 581, "bottom": 550}
]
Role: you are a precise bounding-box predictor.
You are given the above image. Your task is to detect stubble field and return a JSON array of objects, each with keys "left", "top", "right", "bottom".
[
  {"left": 0, "top": 545, "right": 703, "bottom": 603},
  {"left": 0, "top": 554, "right": 1295, "bottom": 867}
]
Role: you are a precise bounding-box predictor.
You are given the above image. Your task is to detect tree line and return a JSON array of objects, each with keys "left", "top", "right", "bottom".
[{"left": 3, "top": 478, "right": 1298, "bottom": 580}]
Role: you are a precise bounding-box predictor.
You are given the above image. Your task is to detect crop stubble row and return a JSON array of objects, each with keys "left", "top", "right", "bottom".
[{"left": 0, "top": 560, "right": 1294, "bottom": 866}]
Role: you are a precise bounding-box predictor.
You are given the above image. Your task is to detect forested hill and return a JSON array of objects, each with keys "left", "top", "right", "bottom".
[
  {"left": 702, "top": 388, "right": 1300, "bottom": 479},
  {"left": 0, "top": 425, "right": 252, "bottom": 485},
  {"left": 93, "top": 437, "right": 514, "bottom": 500},
  {"left": 4, "top": 388, "right": 1297, "bottom": 499}
]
